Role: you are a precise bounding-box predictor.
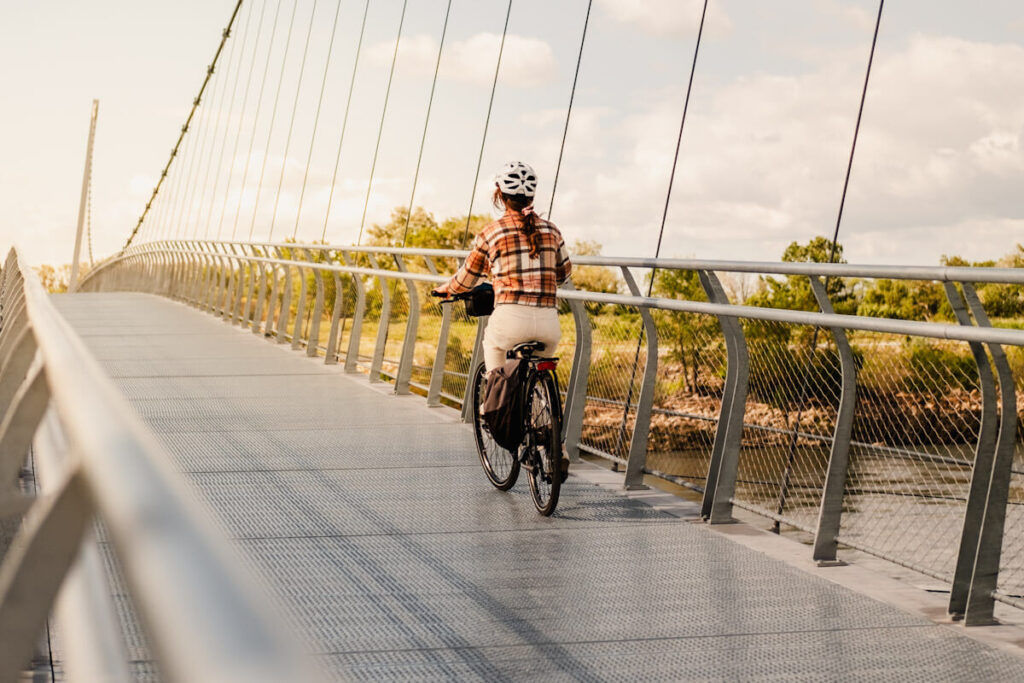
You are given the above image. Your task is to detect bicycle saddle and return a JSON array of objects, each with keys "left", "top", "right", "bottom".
[{"left": 507, "top": 341, "right": 545, "bottom": 358}]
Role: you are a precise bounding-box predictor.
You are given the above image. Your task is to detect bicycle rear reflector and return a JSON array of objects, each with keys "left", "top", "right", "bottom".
[{"left": 537, "top": 361, "right": 557, "bottom": 372}]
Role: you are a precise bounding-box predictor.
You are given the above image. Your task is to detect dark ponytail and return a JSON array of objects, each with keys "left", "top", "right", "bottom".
[{"left": 493, "top": 188, "right": 542, "bottom": 258}]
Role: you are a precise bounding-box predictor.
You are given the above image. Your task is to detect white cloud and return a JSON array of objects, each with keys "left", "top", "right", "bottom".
[
  {"left": 596, "top": 0, "right": 732, "bottom": 38},
  {"left": 811, "top": 0, "right": 876, "bottom": 31},
  {"left": 367, "top": 32, "right": 557, "bottom": 88},
  {"left": 551, "top": 34, "right": 1024, "bottom": 264}
]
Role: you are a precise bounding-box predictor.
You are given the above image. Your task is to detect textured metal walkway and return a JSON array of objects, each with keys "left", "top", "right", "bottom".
[{"left": 53, "top": 292, "right": 1024, "bottom": 681}]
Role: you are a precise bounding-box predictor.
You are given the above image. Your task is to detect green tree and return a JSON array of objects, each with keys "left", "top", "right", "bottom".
[
  {"left": 367, "top": 206, "right": 488, "bottom": 250},
  {"left": 941, "top": 246, "right": 1024, "bottom": 319},
  {"left": 34, "top": 264, "right": 73, "bottom": 293},
  {"left": 567, "top": 239, "right": 620, "bottom": 314},
  {"left": 855, "top": 278, "right": 948, "bottom": 321},
  {"left": 747, "top": 236, "right": 854, "bottom": 314},
  {"left": 651, "top": 268, "right": 720, "bottom": 393}
]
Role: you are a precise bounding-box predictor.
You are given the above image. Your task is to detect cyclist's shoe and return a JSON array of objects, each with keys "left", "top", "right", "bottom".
[
  {"left": 560, "top": 456, "right": 570, "bottom": 484},
  {"left": 539, "top": 445, "right": 557, "bottom": 477},
  {"left": 518, "top": 443, "right": 533, "bottom": 469}
]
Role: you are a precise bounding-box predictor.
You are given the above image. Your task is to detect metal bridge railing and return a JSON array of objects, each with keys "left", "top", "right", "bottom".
[
  {"left": 0, "top": 247, "right": 317, "bottom": 682},
  {"left": 80, "top": 239, "right": 1024, "bottom": 626}
]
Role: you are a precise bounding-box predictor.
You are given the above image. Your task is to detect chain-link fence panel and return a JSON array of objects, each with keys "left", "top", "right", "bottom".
[
  {"left": 644, "top": 309, "right": 726, "bottom": 492},
  {"left": 836, "top": 332, "right": 982, "bottom": 581},
  {"left": 578, "top": 306, "right": 646, "bottom": 466},
  {"left": 731, "top": 320, "right": 841, "bottom": 533}
]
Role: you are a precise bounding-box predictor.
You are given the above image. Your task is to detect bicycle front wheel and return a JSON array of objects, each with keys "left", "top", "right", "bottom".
[
  {"left": 471, "top": 362, "right": 520, "bottom": 490},
  {"left": 526, "top": 369, "right": 562, "bottom": 516}
]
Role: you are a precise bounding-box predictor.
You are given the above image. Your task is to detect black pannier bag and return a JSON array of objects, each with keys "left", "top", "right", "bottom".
[
  {"left": 481, "top": 358, "right": 528, "bottom": 452},
  {"left": 463, "top": 282, "right": 494, "bottom": 317}
]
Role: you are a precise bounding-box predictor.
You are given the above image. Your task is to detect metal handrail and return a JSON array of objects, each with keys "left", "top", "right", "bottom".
[
  {"left": 0, "top": 248, "right": 315, "bottom": 682},
  {"left": 88, "top": 243, "right": 1024, "bottom": 348},
  {"left": 109, "top": 238, "right": 1024, "bottom": 285},
  {"left": 78, "top": 239, "right": 1022, "bottom": 629}
]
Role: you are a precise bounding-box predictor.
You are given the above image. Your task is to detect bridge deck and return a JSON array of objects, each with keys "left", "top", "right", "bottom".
[{"left": 54, "top": 292, "right": 1024, "bottom": 681}]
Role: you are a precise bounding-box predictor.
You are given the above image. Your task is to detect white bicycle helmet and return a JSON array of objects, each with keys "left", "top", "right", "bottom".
[{"left": 494, "top": 161, "right": 538, "bottom": 198}]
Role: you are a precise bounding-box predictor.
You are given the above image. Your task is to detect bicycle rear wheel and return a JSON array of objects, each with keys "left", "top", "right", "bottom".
[
  {"left": 526, "top": 370, "right": 562, "bottom": 516},
  {"left": 471, "top": 363, "right": 520, "bottom": 490}
]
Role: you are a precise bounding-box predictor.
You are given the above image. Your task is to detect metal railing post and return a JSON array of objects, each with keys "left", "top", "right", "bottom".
[
  {"left": 265, "top": 248, "right": 284, "bottom": 339},
  {"left": 620, "top": 267, "right": 656, "bottom": 490},
  {"left": 0, "top": 469, "right": 92, "bottom": 680},
  {"left": 392, "top": 255, "right": 420, "bottom": 395},
  {"left": 340, "top": 252, "right": 366, "bottom": 374},
  {"left": 221, "top": 244, "right": 240, "bottom": 319},
  {"left": 304, "top": 249, "right": 326, "bottom": 357},
  {"left": 961, "top": 283, "right": 1018, "bottom": 626},
  {"left": 368, "top": 254, "right": 391, "bottom": 383},
  {"left": 232, "top": 245, "right": 251, "bottom": 324},
  {"left": 207, "top": 243, "right": 226, "bottom": 313},
  {"left": 699, "top": 270, "right": 750, "bottom": 523},
  {"left": 561, "top": 284, "right": 592, "bottom": 462},
  {"left": 945, "top": 282, "right": 1000, "bottom": 615},
  {"left": 461, "top": 317, "right": 489, "bottom": 423},
  {"left": 0, "top": 365, "right": 51, "bottom": 488},
  {"left": 424, "top": 257, "right": 451, "bottom": 407},
  {"left": 252, "top": 257, "right": 272, "bottom": 335},
  {"left": 244, "top": 251, "right": 262, "bottom": 329},
  {"left": 810, "top": 276, "right": 859, "bottom": 563},
  {"left": 324, "top": 260, "right": 345, "bottom": 365},
  {"left": 276, "top": 255, "right": 294, "bottom": 345}
]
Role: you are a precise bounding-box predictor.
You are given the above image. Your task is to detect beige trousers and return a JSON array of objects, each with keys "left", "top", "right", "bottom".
[{"left": 483, "top": 304, "right": 561, "bottom": 370}]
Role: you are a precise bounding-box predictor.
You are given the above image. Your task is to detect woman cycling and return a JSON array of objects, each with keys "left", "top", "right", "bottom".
[{"left": 433, "top": 161, "right": 572, "bottom": 371}]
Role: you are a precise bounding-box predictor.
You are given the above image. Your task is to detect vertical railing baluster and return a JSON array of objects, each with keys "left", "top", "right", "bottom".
[
  {"left": 424, "top": 257, "right": 451, "bottom": 407},
  {"left": 946, "top": 281, "right": 999, "bottom": 615},
  {"left": 561, "top": 285, "right": 592, "bottom": 462},
  {"left": 303, "top": 250, "right": 326, "bottom": 357},
  {"left": 340, "top": 252, "right": 366, "bottom": 374},
  {"left": 960, "top": 283, "right": 1018, "bottom": 626},
  {"left": 392, "top": 255, "right": 420, "bottom": 395},
  {"left": 620, "top": 267, "right": 656, "bottom": 490},
  {"left": 699, "top": 270, "right": 750, "bottom": 524},
  {"left": 323, "top": 256, "right": 345, "bottom": 365},
  {"left": 810, "top": 275, "right": 858, "bottom": 563},
  {"left": 368, "top": 254, "right": 390, "bottom": 384}
]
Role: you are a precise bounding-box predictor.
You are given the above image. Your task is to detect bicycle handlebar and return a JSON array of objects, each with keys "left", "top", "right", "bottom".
[{"left": 431, "top": 289, "right": 473, "bottom": 302}]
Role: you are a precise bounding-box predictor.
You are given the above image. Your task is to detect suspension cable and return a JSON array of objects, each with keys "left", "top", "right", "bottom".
[
  {"left": 649, "top": 0, "right": 708, "bottom": 290},
  {"left": 189, "top": 20, "right": 243, "bottom": 239},
  {"left": 615, "top": 0, "right": 709, "bottom": 462},
  {"left": 219, "top": 0, "right": 272, "bottom": 239},
  {"left": 201, "top": 0, "right": 257, "bottom": 238},
  {"left": 163, "top": 59, "right": 214, "bottom": 240},
  {"left": 154, "top": 134, "right": 183, "bottom": 242},
  {"left": 357, "top": 0, "right": 410, "bottom": 246},
  {"left": 164, "top": 107, "right": 202, "bottom": 241},
  {"left": 171, "top": 74, "right": 219, "bottom": 240},
  {"left": 547, "top": 0, "right": 592, "bottom": 219},
  {"left": 774, "top": 0, "right": 885, "bottom": 529},
  {"left": 461, "top": 0, "right": 512, "bottom": 249},
  {"left": 268, "top": 0, "right": 320, "bottom": 243},
  {"left": 121, "top": 0, "right": 243, "bottom": 252},
  {"left": 159, "top": 114, "right": 195, "bottom": 242},
  {"left": 293, "top": 0, "right": 344, "bottom": 241},
  {"left": 231, "top": 0, "right": 286, "bottom": 240},
  {"left": 400, "top": 0, "right": 453, "bottom": 247},
  {"left": 321, "top": 0, "right": 371, "bottom": 242},
  {"left": 247, "top": 0, "right": 301, "bottom": 241}
]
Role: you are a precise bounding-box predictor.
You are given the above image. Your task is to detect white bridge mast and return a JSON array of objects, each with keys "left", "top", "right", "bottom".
[{"left": 69, "top": 99, "right": 99, "bottom": 292}]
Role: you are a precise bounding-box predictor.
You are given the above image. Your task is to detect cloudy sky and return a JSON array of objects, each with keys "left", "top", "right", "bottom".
[{"left": 1, "top": 0, "right": 1022, "bottom": 267}]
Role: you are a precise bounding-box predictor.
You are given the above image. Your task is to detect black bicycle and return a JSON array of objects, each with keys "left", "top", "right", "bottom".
[{"left": 434, "top": 290, "right": 566, "bottom": 515}]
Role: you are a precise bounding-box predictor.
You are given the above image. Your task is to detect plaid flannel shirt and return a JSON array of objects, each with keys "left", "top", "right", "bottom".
[{"left": 446, "top": 209, "right": 572, "bottom": 307}]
